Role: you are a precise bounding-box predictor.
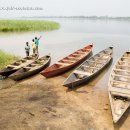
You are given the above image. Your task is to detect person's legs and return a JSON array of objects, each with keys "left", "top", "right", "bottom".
[
  {"left": 37, "top": 46, "right": 38, "bottom": 53},
  {"left": 26, "top": 51, "right": 29, "bottom": 56},
  {"left": 26, "top": 51, "right": 28, "bottom": 56},
  {"left": 33, "top": 49, "right": 35, "bottom": 56},
  {"left": 36, "top": 46, "right": 38, "bottom": 53}
]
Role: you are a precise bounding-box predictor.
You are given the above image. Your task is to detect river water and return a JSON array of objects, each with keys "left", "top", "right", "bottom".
[
  {"left": 0, "top": 18, "right": 130, "bottom": 63},
  {"left": 1, "top": 18, "right": 130, "bottom": 83}
]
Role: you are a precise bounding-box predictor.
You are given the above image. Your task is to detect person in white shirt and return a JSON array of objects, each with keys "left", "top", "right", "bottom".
[{"left": 25, "top": 42, "right": 30, "bottom": 56}]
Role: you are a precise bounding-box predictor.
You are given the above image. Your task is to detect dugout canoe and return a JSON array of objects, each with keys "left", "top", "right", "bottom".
[
  {"left": 108, "top": 51, "right": 130, "bottom": 123},
  {"left": 63, "top": 47, "right": 113, "bottom": 88},
  {"left": 0, "top": 55, "right": 36, "bottom": 77},
  {"left": 9, "top": 55, "right": 51, "bottom": 81},
  {"left": 40, "top": 44, "right": 93, "bottom": 78}
]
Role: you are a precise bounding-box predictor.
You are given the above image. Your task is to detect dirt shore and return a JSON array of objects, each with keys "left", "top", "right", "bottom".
[{"left": 0, "top": 67, "right": 130, "bottom": 130}]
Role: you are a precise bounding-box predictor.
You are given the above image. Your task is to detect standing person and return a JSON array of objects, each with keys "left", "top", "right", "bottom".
[
  {"left": 32, "top": 39, "right": 36, "bottom": 56},
  {"left": 25, "top": 42, "right": 30, "bottom": 56},
  {"left": 35, "top": 36, "right": 42, "bottom": 54}
]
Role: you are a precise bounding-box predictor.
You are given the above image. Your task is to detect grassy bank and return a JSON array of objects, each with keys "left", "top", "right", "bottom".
[
  {"left": 0, "top": 50, "right": 18, "bottom": 69},
  {"left": 0, "top": 20, "right": 60, "bottom": 32}
]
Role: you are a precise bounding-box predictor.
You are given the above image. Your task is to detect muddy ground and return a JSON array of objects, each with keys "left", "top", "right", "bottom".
[{"left": 0, "top": 66, "right": 130, "bottom": 130}]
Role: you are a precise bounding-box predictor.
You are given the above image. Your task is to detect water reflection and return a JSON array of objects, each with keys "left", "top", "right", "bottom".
[{"left": 0, "top": 18, "right": 130, "bottom": 64}]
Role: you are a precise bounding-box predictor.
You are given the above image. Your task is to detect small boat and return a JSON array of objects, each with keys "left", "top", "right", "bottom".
[
  {"left": 63, "top": 47, "right": 113, "bottom": 88},
  {"left": 108, "top": 51, "right": 130, "bottom": 123},
  {"left": 9, "top": 55, "right": 51, "bottom": 81},
  {"left": 0, "top": 55, "right": 36, "bottom": 77},
  {"left": 40, "top": 44, "right": 93, "bottom": 78}
]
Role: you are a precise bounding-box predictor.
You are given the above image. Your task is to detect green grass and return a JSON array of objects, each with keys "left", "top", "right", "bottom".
[
  {"left": 0, "top": 20, "right": 60, "bottom": 32},
  {"left": 0, "top": 50, "right": 18, "bottom": 69}
]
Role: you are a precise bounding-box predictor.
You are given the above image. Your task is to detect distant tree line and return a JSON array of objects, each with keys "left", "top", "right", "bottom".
[
  {"left": 22, "top": 16, "right": 130, "bottom": 21},
  {"left": 26, "top": 16, "right": 130, "bottom": 20}
]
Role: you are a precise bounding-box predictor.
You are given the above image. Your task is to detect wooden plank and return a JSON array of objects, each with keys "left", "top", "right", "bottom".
[
  {"left": 68, "top": 56, "right": 75, "bottom": 59},
  {"left": 21, "top": 59, "right": 26, "bottom": 62},
  {"left": 122, "top": 56, "right": 130, "bottom": 58},
  {"left": 66, "top": 59, "right": 77, "bottom": 62},
  {"left": 94, "top": 57, "right": 109, "bottom": 61},
  {"left": 122, "top": 57, "right": 130, "bottom": 59},
  {"left": 72, "top": 53, "right": 82, "bottom": 56},
  {"left": 7, "top": 65, "right": 16, "bottom": 68},
  {"left": 118, "top": 60, "right": 130, "bottom": 63},
  {"left": 62, "top": 59, "right": 75, "bottom": 63},
  {"left": 111, "top": 73, "right": 130, "bottom": 78},
  {"left": 30, "top": 64, "right": 37, "bottom": 66},
  {"left": 85, "top": 60, "right": 106, "bottom": 64},
  {"left": 111, "top": 83, "right": 130, "bottom": 90},
  {"left": 77, "top": 51, "right": 86, "bottom": 54},
  {"left": 95, "top": 61, "right": 106, "bottom": 64},
  {"left": 116, "top": 64, "right": 130, "bottom": 68},
  {"left": 110, "top": 79, "right": 130, "bottom": 85},
  {"left": 81, "top": 65, "right": 100, "bottom": 69},
  {"left": 67, "top": 56, "right": 81, "bottom": 60},
  {"left": 85, "top": 49, "right": 91, "bottom": 51},
  {"left": 114, "top": 69, "right": 130, "bottom": 73},
  {"left": 111, "top": 91, "right": 130, "bottom": 99},
  {"left": 57, "top": 62, "right": 70, "bottom": 66},
  {"left": 15, "top": 62, "right": 21, "bottom": 64},
  {"left": 81, "top": 49, "right": 90, "bottom": 52},
  {"left": 24, "top": 67, "right": 32, "bottom": 69},
  {"left": 74, "top": 70, "right": 91, "bottom": 75},
  {"left": 109, "top": 86, "right": 130, "bottom": 95}
]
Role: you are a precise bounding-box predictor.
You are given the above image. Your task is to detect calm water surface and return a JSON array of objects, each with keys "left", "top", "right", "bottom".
[
  {"left": 0, "top": 18, "right": 130, "bottom": 83},
  {"left": 0, "top": 18, "right": 130, "bottom": 60}
]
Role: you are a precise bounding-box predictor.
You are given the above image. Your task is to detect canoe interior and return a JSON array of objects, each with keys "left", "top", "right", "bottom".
[
  {"left": 109, "top": 92, "right": 130, "bottom": 123},
  {"left": 0, "top": 55, "right": 35, "bottom": 73},
  {"left": 64, "top": 47, "right": 113, "bottom": 85},
  {"left": 42, "top": 44, "right": 93, "bottom": 72},
  {"left": 108, "top": 51, "right": 130, "bottom": 123},
  {"left": 11, "top": 55, "right": 50, "bottom": 75}
]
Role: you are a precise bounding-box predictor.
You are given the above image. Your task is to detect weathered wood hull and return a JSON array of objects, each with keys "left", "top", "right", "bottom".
[
  {"left": 108, "top": 92, "right": 130, "bottom": 123},
  {"left": 9, "top": 55, "right": 51, "bottom": 81},
  {"left": 63, "top": 47, "right": 113, "bottom": 88},
  {"left": 65, "top": 59, "right": 112, "bottom": 88},
  {"left": 0, "top": 55, "right": 35, "bottom": 77},
  {"left": 108, "top": 51, "right": 130, "bottom": 123},
  {"left": 41, "top": 52, "right": 92, "bottom": 78},
  {"left": 0, "top": 69, "right": 17, "bottom": 77},
  {"left": 40, "top": 44, "right": 93, "bottom": 78}
]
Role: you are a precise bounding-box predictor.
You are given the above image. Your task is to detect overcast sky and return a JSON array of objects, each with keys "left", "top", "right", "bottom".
[{"left": 0, "top": 0, "right": 130, "bottom": 18}]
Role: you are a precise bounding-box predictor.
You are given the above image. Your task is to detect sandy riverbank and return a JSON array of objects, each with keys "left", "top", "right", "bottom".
[{"left": 0, "top": 66, "right": 130, "bottom": 130}]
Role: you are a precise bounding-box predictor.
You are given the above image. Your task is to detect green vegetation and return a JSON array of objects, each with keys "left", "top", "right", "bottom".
[
  {"left": 0, "top": 20, "right": 60, "bottom": 32},
  {"left": 0, "top": 50, "right": 18, "bottom": 69}
]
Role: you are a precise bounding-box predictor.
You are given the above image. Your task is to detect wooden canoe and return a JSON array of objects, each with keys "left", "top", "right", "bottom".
[
  {"left": 0, "top": 55, "right": 36, "bottom": 77},
  {"left": 40, "top": 44, "right": 93, "bottom": 78},
  {"left": 9, "top": 55, "right": 51, "bottom": 81},
  {"left": 108, "top": 51, "right": 130, "bottom": 123},
  {"left": 63, "top": 47, "right": 113, "bottom": 88}
]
